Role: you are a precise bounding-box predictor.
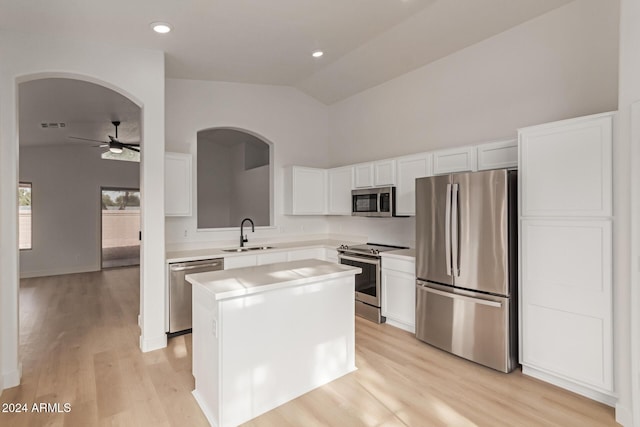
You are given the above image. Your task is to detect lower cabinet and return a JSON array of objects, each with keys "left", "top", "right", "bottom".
[
  {"left": 381, "top": 256, "right": 416, "bottom": 333},
  {"left": 224, "top": 247, "right": 328, "bottom": 270}
]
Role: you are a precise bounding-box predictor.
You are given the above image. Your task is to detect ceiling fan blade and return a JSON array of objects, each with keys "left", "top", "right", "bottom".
[
  {"left": 69, "top": 136, "right": 107, "bottom": 143},
  {"left": 123, "top": 142, "right": 140, "bottom": 147},
  {"left": 124, "top": 146, "right": 140, "bottom": 153}
]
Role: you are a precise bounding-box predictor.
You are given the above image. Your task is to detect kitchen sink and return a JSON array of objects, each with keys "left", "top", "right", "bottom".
[{"left": 222, "top": 246, "right": 274, "bottom": 253}]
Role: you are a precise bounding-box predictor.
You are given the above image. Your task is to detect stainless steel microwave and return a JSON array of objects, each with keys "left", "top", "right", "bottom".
[{"left": 352, "top": 187, "right": 396, "bottom": 217}]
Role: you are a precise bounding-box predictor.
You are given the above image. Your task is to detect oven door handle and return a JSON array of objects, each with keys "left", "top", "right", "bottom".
[{"left": 338, "top": 254, "right": 380, "bottom": 265}]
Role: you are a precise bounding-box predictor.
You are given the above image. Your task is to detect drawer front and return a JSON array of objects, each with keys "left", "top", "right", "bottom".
[{"left": 415, "top": 282, "right": 514, "bottom": 372}]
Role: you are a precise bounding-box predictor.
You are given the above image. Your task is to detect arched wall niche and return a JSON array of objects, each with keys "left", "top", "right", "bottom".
[{"left": 196, "top": 126, "right": 274, "bottom": 230}]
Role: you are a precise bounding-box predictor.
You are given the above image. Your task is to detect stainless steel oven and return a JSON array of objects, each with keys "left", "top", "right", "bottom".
[{"left": 338, "top": 243, "right": 408, "bottom": 323}]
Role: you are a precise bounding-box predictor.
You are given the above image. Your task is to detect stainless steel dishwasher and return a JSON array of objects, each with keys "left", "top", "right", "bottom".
[{"left": 168, "top": 258, "right": 224, "bottom": 336}]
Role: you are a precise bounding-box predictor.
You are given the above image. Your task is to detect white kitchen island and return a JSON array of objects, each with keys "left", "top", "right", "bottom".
[{"left": 186, "top": 259, "right": 361, "bottom": 427}]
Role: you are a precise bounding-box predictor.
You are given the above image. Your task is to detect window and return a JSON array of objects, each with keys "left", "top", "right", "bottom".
[{"left": 19, "top": 182, "right": 32, "bottom": 250}]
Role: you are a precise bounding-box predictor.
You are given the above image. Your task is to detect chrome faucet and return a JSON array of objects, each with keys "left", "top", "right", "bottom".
[{"left": 240, "top": 218, "right": 255, "bottom": 247}]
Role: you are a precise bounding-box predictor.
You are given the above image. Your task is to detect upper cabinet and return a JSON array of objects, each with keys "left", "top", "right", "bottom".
[
  {"left": 165, "top": 152, "right": 192, "bottom": 217},
  {"left": 354, "top": 163, "right": 374, "bottom": 188},
  {"left": 519, "top": 113, "right": 613, "bottom": 218},
  {"left": 354, "top": 160, "right": 396, "bottom": 188},
  {"left": 327, "top": 166, "right": 353, "bottom": 216},
  {"left": 374, "top": 160, "right": 396, "bottom": 186},
  {"left": 432, "top": 146, "right": 477, "bottom": 175},
  {"left": 283, "top": 166, "right": 326, "bottom": 215},
  {"left": 477, "top": 139, "right": 518, "bottom": 171},
  {"left": 395, "top": 153, "right": 432, "bottom": 216}
]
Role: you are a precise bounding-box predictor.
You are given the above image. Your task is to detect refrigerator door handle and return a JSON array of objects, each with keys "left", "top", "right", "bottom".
[
  {"left": 416, "top": 282, "right": 503, "bottom": 308},
  {"left": 445, "top": 183, "right": 452, "bottom": 276},
  {"left": 451, "top": 183, "right": 460, "bottom": 276}
]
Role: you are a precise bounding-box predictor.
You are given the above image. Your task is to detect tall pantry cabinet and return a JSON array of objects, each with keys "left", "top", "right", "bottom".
[{"left": 518, "top": 112, "right": 615, "bottom": 405}]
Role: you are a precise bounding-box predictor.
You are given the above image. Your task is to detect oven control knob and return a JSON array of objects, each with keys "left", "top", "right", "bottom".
[{"left": 371, "top": 249, "right": 379, "bottom": 254}]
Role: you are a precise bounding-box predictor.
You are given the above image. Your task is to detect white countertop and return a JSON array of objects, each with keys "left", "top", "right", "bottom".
[
  {"left": 186, "top": 259, "right": 362, "bottom": 300},
  {"left": 166, "top": 239, "right": 360, "bottom": 263}
]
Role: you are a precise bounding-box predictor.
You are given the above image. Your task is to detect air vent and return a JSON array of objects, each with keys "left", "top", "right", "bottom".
[{"left": 40, "top": 122, "right": 66, "bottom": 129}]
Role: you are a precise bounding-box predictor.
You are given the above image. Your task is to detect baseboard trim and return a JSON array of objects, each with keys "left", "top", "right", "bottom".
[
  {"left": 615, "top": 403, "right": 633, "bottom": 427},
  {"left": 20, "top": 264, "right": 99, "bottom": 278},
  {"left": 193, "top": 389, "right": 218, "bottom": 427},
  {"left": 385, "top": 318, "right": 415, "bottom": 334},
  {"left": 522, "top": 365, "right": 617, "bottom": 406},
  {"left": 139, "top": 333, "right": 167, "bottom": 353},
  {"left": 2, "top": 362, "right": 22, "bottom": 390}
]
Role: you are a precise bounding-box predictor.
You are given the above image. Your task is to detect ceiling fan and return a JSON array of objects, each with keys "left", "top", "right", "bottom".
[{"left": 69, "top": 121, "right": 140, "bottom": 153}]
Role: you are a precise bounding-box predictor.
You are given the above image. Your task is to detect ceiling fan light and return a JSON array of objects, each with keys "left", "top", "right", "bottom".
[{"left": 109, "top": 146, "right": 123, "bottom": 154}]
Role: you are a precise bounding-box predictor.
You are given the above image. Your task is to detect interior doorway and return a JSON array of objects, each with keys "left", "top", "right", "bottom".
[{"left": 101, "top": 187, "right": 140, "bottom": 268}]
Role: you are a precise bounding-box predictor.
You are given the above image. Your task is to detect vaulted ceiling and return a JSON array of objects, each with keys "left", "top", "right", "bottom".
[{"left": 1, "top": 0, "right": 572, "bottom": 104}]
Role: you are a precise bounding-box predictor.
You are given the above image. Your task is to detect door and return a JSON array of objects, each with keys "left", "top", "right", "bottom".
[
  {"left": 415, "top": 175, "right": 453, "bottom": 286},
  {"left": 101, "top": 188, "right": 140, "bottom": 268},
  {"left": 452, "top": 170, "right": 510, "bottom": 295}
]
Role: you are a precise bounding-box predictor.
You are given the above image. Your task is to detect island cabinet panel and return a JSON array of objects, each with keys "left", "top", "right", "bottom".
[{"left": 190, "top": 261, "right": 357, "bottom": 427}]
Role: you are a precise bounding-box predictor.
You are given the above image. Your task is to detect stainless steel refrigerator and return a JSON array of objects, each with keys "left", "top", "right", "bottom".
[{"left": 415, "top": 169, "right": 517, "bottom": 373}]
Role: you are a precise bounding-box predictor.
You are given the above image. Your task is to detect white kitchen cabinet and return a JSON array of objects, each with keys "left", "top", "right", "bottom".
[
  {"left": 432, "top": 146, "right": 477, "bottom": 175},
  {"left": 354, "top": 163, "right": 374, "bottom": 188},
  {"left": 224, "top": 255, "right": 257, "bottom": 270},
  {"left": 325, "top": 249, "right": 339, "bottom": 264},
  {"left": 288, "top": 248, "right": 325, "bottom": 262},
  {"left": 165, "top": 152, "right": 192, "bottom": 216},
  {"left": 283, "top": 166, "right": 327, "bottom": 215},
  {"left": 373, "top": 160, "right": 396, "bottom": 186},
  {"left": 381, "top": 256, "right": 416, "bottom": 333},
  {"left": 519, "top": 113, "right": 613, "bottom": 218},
  {"left": 395, "top": 153, "right": 432, "bottom": 216},
  {"left": 477, "top": 139, "right": 518, "bottom": 171},
  {"left": 518, "top": 111, "right": 615, "bottom": 405},
  {"left": 257, "top": 251, "right": 288, "bottom": 265},
  {"left": 327, "top": 166, "right": 353, "bottom": 215}
]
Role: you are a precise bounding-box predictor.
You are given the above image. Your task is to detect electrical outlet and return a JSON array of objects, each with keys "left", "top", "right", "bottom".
[{"left": 184, "top": 229, "right": 188, "bottom": 237}]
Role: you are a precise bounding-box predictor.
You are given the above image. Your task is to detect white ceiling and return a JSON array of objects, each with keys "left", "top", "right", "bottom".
[
  {"left": 2, "top": 0, "right": 572, "bottom": 105},
  {"left": 19, "top": 78, "right": 140, "bottom": 147}
]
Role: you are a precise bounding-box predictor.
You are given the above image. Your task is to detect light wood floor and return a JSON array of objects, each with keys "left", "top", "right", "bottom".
[{"left": 0, "top": 268, "right": 618, "bottom": 426}]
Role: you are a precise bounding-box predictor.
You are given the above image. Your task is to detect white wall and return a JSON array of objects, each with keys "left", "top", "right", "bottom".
[
  {"left": 617, "top": 0, "right": 639, "bottom": 424},
  {"left": 325, "top": 0, "right": 619, "bottom": 248},
  {"left": 197, "top": 141, "right": 232, "bottom": 227},
  {"left": 229, "top": 146, "right": 270, "bottom": 226},
  {"left": 0, "top": 31, "right": 165, "bottom": 391},
  {"left": 328, "top": 0, "right": 619, "bottom": 166},
  {"left": 165, "top": 78, "right": 331, "bottom": 250},
  {"left": 19, "top": 146, "right": 139, "bottom": 278}
]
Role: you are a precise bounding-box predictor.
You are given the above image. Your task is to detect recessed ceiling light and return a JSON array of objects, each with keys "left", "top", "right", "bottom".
[
  {"left": 151, "top": 22, "right": 172, "bottom": 34},
  {"left": 312, "top": 50, "right": 324, "bottom": 58}
]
